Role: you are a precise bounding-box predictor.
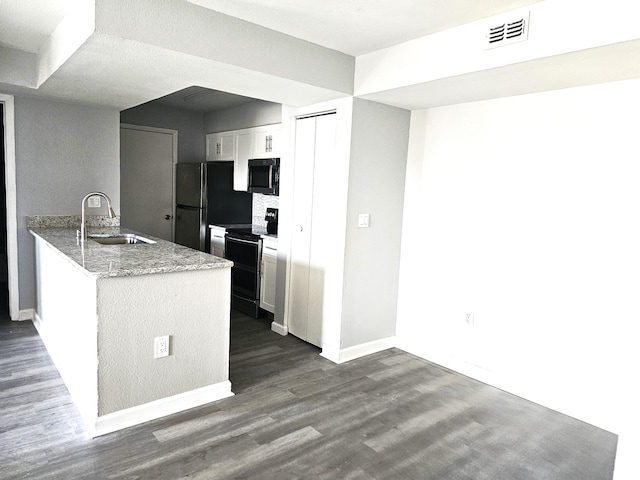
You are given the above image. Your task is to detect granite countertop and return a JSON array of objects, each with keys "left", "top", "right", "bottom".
[{"left": 29, "top": 225, "right": 233, "bottom": 278}]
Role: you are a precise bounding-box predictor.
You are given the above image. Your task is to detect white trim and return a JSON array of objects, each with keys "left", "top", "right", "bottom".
[
  {"left": 19, "top": 308, "right": 35, "bottom": 321},
  {"left": 90, "top": 381, "right": 234, "bottom": 438},
  {"left": 0, "top": 94, "right": 19, "bottom": 320},
  {"left": 320, "top": 336, "right": 396, "bottom": 364},
  {"left": 271, "top": 321, "right": 288, "bottom": 336},
  {"left": 395, "top": 336, "right": 617, "bottom": 434},
  {"left": 120, "top": 123, "right": 178, "bottom": 242}
]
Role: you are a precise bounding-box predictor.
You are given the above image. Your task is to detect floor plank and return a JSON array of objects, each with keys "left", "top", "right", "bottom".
[{"left": 0, "top": 311, "right": 617, "bottom": 479}]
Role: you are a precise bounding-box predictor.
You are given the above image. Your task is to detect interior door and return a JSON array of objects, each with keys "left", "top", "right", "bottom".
[
  {"left": 288, "top": 113, "right": 337, "bottom": 347},
  {"left": 288, "top": 116, "right": 316, "bottom": 343},
  {"left": 120, "top": 126, "right": 176, "bottom": 241}
]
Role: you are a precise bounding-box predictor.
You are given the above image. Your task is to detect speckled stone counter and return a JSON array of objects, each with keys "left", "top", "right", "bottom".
[{"left": 29, "top": 225, "right": 232, "bottom": 278}]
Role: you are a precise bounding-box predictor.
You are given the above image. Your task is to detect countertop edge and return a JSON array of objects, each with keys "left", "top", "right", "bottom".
[{"left": 30, "top": 227, "right": 233, "bottom": 278}]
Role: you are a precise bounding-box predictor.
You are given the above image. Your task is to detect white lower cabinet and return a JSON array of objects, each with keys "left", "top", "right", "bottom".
[
  {"left": 209, "top": 225, "right": 226, "bottom": 258},
  {"left": 260, "top": 237, "right": 277, "bottom": 314}
]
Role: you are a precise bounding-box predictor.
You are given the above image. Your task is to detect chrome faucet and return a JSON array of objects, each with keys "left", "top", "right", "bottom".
[{"left": 80, "top": 192, "right": 117, "bottom": 243}]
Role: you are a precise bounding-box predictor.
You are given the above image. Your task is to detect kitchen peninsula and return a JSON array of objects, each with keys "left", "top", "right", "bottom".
[{"left": 28, "top": 216, "right": 234, "bottom": 437}]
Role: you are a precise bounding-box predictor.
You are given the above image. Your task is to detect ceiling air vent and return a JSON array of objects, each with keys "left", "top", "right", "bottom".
[{"left": 485, "top": 11, "right": 530, "bottom": 50}]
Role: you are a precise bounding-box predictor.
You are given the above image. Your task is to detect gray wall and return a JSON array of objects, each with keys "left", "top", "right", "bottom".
[
  {"left": 203, "top": 100, "right": 282, "bottom": 133},
  {"left": 120, "top": 103, "right": 204, "bottom": 163},
  {"left": 340, "top": 99, "right": 410, "bottom": 348},
  {"left": 15, "top": 96, "right": 120, "bottom": 310}
]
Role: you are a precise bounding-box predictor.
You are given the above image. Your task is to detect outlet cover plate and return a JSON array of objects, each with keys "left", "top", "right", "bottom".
[
  {"left": 465, "top": 313, "right": 474, "bottom": 327},
  {"left": 154, "top": 335, "right": 170, "bottom": 358}
]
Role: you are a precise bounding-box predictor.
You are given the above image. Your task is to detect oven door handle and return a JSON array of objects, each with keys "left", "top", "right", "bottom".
[{"left": 226, "top": 236, "right": 260, "bottom": 245}]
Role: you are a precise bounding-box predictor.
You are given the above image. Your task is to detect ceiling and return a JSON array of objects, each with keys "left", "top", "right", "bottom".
[
  {"left": 150, "top": 86, "right": 256, "bottom": 113},
  {"left": 0, "top": 0, "right": 544, "bottom": 112},
  {"left": 0, "top": 0, "right": 75, "bottom": 52},
  {"left": 185, "top": 0, "right": 542, "bottom": 56},
  {"left": 1, "top": 1, "right": 638, "bottom": 113},
  {"left": 2, "top": 0, "right": 542, "bottom": 57}
]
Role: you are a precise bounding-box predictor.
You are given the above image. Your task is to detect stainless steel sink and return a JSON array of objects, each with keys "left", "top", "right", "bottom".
[{"left": 89, "top": 234, "right": 156, "bottom": 245}]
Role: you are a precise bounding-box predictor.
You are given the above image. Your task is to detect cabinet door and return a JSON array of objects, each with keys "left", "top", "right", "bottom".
[
  {"left": 209, "top": 226, "right": 226, "bottom": 257},
  {"left": 260, "top": 245, "right": 277, "bottom": 313},
  {"left": 234, "top": 130, "right": 253, "bottom": 191},
  {"left": 252, "top": 126, "right": 280, "bottom": 158},
  {"left": 206, "top": 132, "right": 234, "bottom": 161}
]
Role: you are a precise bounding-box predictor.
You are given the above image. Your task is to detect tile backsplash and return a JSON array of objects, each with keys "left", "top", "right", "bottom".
[{"left": 252, "top": 194, "right": 279, "bottom": 228}]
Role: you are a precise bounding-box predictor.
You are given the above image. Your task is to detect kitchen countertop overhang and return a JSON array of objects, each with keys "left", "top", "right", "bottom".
[{"left": 30, "top": 225, "right": 232, "bottom": 278}]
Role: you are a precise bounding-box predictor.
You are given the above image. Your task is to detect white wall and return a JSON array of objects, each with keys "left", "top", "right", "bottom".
[
  {"left": 396, "top": 78, "right": 640, "bottom": 439},
  {"left": 14, "top": 96, "right": 120, "bottom": 310},
  {"left": 340, "top": 99, "right": 409, "bottom": 348}
]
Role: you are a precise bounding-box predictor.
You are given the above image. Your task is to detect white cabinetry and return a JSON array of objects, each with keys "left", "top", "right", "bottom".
[
  {"left": 233, "top": 129, "right": 254, "bottom": 191},
  {"left": 260, "top": 236, "right": 277, "bottom": 314},
  {"left": 206, "top": 132, "right": 234, "bottom": 161},
  {"left": 209, "top": 225, "right": 226, "bottom": 258},
  {"left": 205, "top": 124, "right": 281, "bottom": 191},
  {"left": 252, "top": 125, "right": 281, "bottom": 158}
]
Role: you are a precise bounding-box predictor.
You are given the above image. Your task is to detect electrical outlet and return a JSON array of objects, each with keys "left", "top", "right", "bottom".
[
  {"left": 154, "top": 335, "right": 170, "bottom": 358},
  {"left": 88, "top": 196, "right": 101, "bottom": 208},
  {"left": 465, "top": 313, "right": 474, "bottom": 327}
]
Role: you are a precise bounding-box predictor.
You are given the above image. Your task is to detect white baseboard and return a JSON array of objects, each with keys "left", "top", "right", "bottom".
[
  {"left": 18, "top": 308, "right": 35, "bottom": 321},
  {"left": 91, "top": 381, "right": 234, "bottom": 438},
  {"left": 395, "top": 336, "right": 616, "bottom": 434},
  {"left": 271, "top": 321, "right": 288, "bottom": 336},
  {"left": 321, "top": 336, "right": 396, "bottom": 364}
]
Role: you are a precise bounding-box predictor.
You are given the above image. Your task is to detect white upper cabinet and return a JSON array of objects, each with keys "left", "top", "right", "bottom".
[
  {"left": 234, "top": 129, "right": 253, "bottom": 191},
  {"left": 252, "top": 125, "right": 281, "bottom": 158},
  {"left": 206, "top": 132, "right": 234, "bottom": 161},
  {"left": 205, "top": 124, "right": 281, "bottom": 190}
]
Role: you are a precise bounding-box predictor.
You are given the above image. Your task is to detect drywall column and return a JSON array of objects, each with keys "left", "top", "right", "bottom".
[{"left": 339, "top": 99, "right": 410, "bottom": 350}]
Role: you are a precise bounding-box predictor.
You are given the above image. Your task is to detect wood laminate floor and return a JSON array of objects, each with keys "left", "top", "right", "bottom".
[{"left": 0, "top": 311, "right": 617, "bottom": 479}]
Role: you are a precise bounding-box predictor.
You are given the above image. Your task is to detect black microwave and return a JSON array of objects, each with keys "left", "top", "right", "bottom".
[{"left": 247, "top": 158, "right": 279, "bottom": 195}]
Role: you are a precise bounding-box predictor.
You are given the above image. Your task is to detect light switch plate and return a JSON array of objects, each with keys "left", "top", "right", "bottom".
[{"left": 357, "top": 213, "right": 370, "bottom": 228}]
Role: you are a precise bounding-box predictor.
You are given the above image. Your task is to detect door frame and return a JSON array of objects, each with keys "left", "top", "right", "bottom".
[
  {"left": 0, "top": 94, "right": 19, "bottom": 320},
  {"left": 120, "top": 123, "right": 178, "bottom": 241}
]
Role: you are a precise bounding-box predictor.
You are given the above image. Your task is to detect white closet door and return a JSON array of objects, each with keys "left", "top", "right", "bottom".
[
  {"left": 288, "top": 116, "right": 316, "bottom": 342},
  {"left": 306, "top": 113, "right": 337, "bottom": 347},
  {"left": 288, "top": 113, "right": 337, "bottom": 347}
]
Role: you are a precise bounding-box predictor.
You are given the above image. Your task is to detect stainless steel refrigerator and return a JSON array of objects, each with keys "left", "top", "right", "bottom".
[{"left": 175, "top": 162, "right": 252, "bottom": 251}]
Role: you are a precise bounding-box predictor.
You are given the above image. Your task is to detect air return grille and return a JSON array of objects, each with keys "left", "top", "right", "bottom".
[{"left": 485, "top": 11, "right": 530, "bottom": 49}]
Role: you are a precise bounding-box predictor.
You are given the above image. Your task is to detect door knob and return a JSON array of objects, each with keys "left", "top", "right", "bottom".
[{"left": 165, "top": 214, "right": 173, "bottom": 220}]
